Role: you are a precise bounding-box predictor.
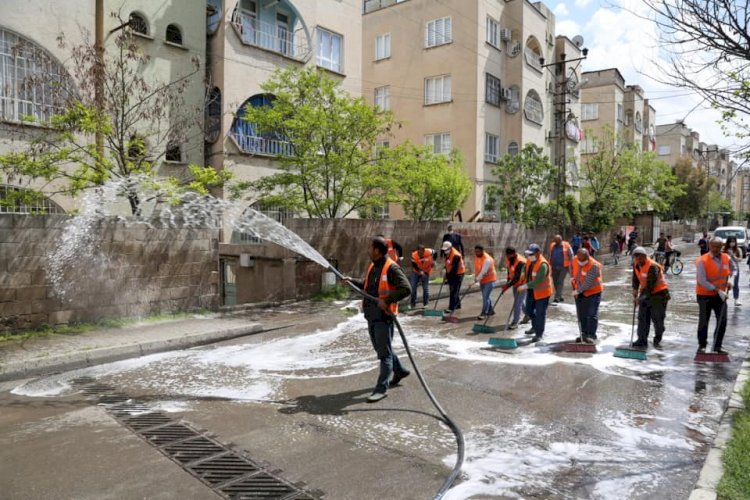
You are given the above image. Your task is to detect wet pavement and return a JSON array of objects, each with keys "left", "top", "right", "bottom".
[{"left": 2, "top": 243, "right": 749, "bottom": 499}]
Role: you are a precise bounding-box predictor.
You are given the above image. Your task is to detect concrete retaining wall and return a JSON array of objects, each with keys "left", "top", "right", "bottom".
[{"left": 0, "top": 215, "right": 220, "bottom": 332}]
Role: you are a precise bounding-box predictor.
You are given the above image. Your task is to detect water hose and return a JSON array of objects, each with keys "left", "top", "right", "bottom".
[{"left": 328, "top": 265, "right": 464, "bottom": 500}]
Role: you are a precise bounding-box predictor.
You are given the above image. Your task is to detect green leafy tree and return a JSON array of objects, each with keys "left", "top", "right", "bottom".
[
  {"left": 488, "top": 143, "right": 557, "bottom": 225},
  {"left": 530, "top": 195, "right": 582, "bottom": 230},
  {"left": 0, "top": 20, "right": 229, "bottom": 214},
  {"left": 671, "top": 156, "right": 713, "bottom": 220},
  {"left": 240, "top": 67, "right": 401, "bottom": 218}
]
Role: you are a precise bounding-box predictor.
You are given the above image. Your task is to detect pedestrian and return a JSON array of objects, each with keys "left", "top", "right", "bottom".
[
  {"left": 343, "top": 237, "right": 412, "bottom": 403},
  {"left": 570, "top": 248, "right": 603, "bottom": 343},
  {"left": 442, "top": 241, "right": 465, "bottom": 314},
  {"left": 518, "top": 243, "right": 553, "bottom": 343},
  {"left": 626, "top": 229, "right": 638, "bottom": 255},
  {"left": 617, "top": 229, "right": 626, "bottom": 253},
  {"left": 571, "top": 232, "right": 582, "bottom": 254},
  {"left": 410, "top": 245, "right": 436, "bottom": 308},
  {"left": 723, "top": 236, "right": 742, "bottom": 307},
  {"left": 698, "top": 230, "right": 709, "bottom": 256},
  {"left": 664, "top": 235, "right": 675, "bottom": 269},
  {"left": 582, "top": 235, "right": 593, "bottom": 254},
  {"left": 695, "top": 237, "right": 735, "bottom": 355},
  {"left": 473, "top": 245, "right": 497, "bottom": 320},
  {"left": 548, "top": 234, "right": 574, "bottom": 304},
  {"left": 610, "top": 235, "right": 621, "bottom": 265},
  {"left": 501, "top": 247, "right": 527, "bottom": 329},
  {"left": 441, "top": 224, "right": 465, "bottom": 257},
  {"left": 590, "top": 232, "right": 600, "bottom": 257},
  {"left": 631, "top": 246, "right": 670, "bottom": 348}
]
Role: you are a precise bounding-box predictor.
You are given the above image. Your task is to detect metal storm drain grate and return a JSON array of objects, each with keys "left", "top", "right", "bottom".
[{"left": 73, "top": 379, "right": 323, "bottom": 499}]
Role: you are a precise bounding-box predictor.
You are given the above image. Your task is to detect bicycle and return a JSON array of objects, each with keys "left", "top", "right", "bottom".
[{"left": 653, "top": 250, "right": 683, "bottom": 275}]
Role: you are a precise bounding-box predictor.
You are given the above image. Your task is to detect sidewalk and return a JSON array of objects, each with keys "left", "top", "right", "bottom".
[{"left": 0, "top": 315, "right": 261, "bottom": 382}]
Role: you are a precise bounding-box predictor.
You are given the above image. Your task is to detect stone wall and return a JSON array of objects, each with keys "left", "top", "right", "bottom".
[{"left": 0, "top": 215, "right": 220, "bottom": 332}]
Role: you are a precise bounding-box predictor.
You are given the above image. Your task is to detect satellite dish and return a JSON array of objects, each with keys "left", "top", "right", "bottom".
[{"left": 572, "top": 35, "right": 584, "bottom": 48}]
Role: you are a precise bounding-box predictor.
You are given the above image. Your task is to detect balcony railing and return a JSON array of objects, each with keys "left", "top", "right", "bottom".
[
  {"left": 364, "top": 0, "right": 408, "bottom": 13},
  {"left": 524, "top": 48, "right": 543, "bottom": 72},
  {"left": 231, "top": 132, "right": 294, "bottom": 157},
  {"left": 230, "top": 11, "right": 310, "bottom": 62}
]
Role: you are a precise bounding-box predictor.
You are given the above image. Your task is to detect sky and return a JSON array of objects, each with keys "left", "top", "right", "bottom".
[{"left": 552, "top": 0, "right": 734, "bottom": 151}]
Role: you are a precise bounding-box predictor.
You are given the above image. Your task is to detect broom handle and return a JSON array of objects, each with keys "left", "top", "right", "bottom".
[
  {"left": 713, "top": 277, "right": 730, "bottom": 348},
  {"left": 630, "top": 300, "right": 637, "bottom": 347},
  {"left": 575, "top": 294, "right": 584, "bottom": 342},
  {"left": 432, "top": 279, "right": 445, "bottom": 310}
]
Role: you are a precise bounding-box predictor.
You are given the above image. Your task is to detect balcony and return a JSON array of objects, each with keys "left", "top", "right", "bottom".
[
  {"left": 364, "top": 0, "right": 409, "bottom": 13},
  {"left": 231, "top": 10, "right": 311, "bottom": 62},
  {"left": 230, "top": 132, "right": 294, "bottom": 157},
  {"left": 524, "top": 48, "right": 543, "bottom": 73}
]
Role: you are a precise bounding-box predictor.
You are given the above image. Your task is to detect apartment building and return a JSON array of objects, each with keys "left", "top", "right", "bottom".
[
  {"left": 362, "top": 0, "right": 581, "bottom": 220},
  {"left": 0, "top": 0, "right": 206, "bottom": 213}
]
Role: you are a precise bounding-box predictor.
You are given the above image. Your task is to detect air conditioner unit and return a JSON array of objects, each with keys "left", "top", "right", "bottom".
[
  {"left": 499, "top": 28, "right": 512, "bottom": 41},
  {"left": 501, "top": 87, "right": 512, "bottom": 100}
]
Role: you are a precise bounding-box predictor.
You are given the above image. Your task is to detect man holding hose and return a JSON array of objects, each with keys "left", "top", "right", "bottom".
[{"left": 345, "top": 237, "right": 412, "bottom": 403}]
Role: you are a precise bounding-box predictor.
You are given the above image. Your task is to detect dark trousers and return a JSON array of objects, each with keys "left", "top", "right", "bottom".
[
  {"left": 551, "top": 265, "right": 568, "bottom": 300},
  {"left": 697, "top": 294, "right": 728, "bottom": 350},
  {"left": 447, "top": 274, "right": 464, "bottom": 311},
  {"left": 576, "top": 293, "right": 601, "bottom": 339},
  {"left": 410, "top": 272, "right": 430, "bottom": 306},
  {"left": 637, "top": 292, "right": 668, "bottom": 342},
  {"left": 525, "top": 294, "right": 549, "bottom": 337},
  {"left": 368, "top": 321, "right": 407, "bottom": 394}
]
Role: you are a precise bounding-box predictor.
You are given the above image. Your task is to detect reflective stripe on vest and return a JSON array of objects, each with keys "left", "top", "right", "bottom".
[
  {"left": 549, "top": 241, "right": 572, "bottom": 267},
  {"left": 411, "top": 249, "right": 434, "bottom": 274},
  {"left": 474, "top": 253, "right": 497, "bottom": 285},
  {"left": 528, "top": 256, "right": 554, "bottom": 300},
  {"left": 505, "top": 255, "right": 528, "bottom": 288},
  {"left": 571, "top": 257, "right": 604, "bottom": 297},
  {"left": 363, "top": 257, "right": 399, "bottom": 315},
  {"left": 635, "top": 258, "right": 668, "bottom": 295},
  {"left": 695, "top": 252, "right": 731, "bottom": 296},
  {"left": 446, "top": 247, "right": 466, "bottom": 275}
]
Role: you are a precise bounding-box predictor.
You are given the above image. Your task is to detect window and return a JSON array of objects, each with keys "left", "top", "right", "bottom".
[
  {"left": 375, "top": 33, "right": 390, "bottom": 60},
  {"left": 129, "top": 12, "right": 149, "bottom": 35},
  {"left": 508, "top": 141, "right": 519, "bottom": 156},
  {"left": 485, "top": 133, "right": 499, "bottom": 163},
  {"left": 425, "top": 17, "right": 452, "bottom": 48},
  {"left": 506, "top": 85, "right": 520, "bottom": 113},
  {"left": 485, "top": 73, "right": 501, "bottom": 107},
  {"left": 127, "top": 134, "right": 147, "bottom": 160},
  {"left": 617, "top": 103, "right": 624, "bottom": 122},
  {"left": 165, "top": 141, "right": 182, "bottom": 162},
  {"left": 317, "top": 28, "right": 343, "bottom": 73},
  {"left": 658, "top": 145, "right": 671, "bottom": 156},
  {"left": 205, "top": 87, "right": 221, "bottom": 143},
  {"left": 581, "top": 137, "right": 598, "bottom": 154},
  {"left": 425, "top": 133, "right": 451, "bottom": 155},
  {"left": 375, "top": 140, "right": 390, "bottom": 156},
  {"left": 0, "top": 28, "right": 70, "bottom": 124},
  {"left": 424, "top": 75, "right": 451, "bottom": 105},
  {"left": 486, "top": 17, "right": 499, "bottom": 48},
  {"left": 166, "top": 24, "right": 183, "bottom": 45},
  {"left": 581, "top": 103, "right": 598, "bottom": 121},
  {"left": 230, "top": 94, "right": 293, "bottom": 156},
  {"left": 374, "top": 86, "right": 390, "bottom": 111},
  {"left": 0, "top": 185, "right": 66, "bottom": 214},
  {"left": 523, "top": 90, "right": 543, "bottom": 125},
  {"left": 625, "top": 110, "right": 632, "bottom": 126}
]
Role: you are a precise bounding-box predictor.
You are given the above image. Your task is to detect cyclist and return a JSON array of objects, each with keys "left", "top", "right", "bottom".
[
  {"left": 664, "top": 235, "right": 675, "bottom": 268},
  {"left": 654, "top": 232, "right": 667, "bottom": 265}
]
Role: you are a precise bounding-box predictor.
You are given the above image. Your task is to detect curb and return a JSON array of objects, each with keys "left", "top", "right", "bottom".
[
  {"left": 0, "top": 323, "right": 263, "bottom": 382},
  {"left": 689, "top": 353, "right": 750, "bottom": 500}
]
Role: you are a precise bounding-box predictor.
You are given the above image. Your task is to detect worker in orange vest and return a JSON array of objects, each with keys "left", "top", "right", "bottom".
[
  {"left": 410, "top": 245, "right": 436, "bottom": 308},
  {"left": 473, "top": 245, "right": 497, "bottom": 320},
  {"left": 376, "top": 234, "right": 403, "bottom": 264},
  {"left": 695, "top": 237, "right": 735, "bottom": 355},
  {"left": 518, "top": 243, "right": 553, "bottom": 343},
  {"left": 631, "top": 246, "right": 670, "bottom": 348},
  {"left": 343, "top": 237, "right": 412, "bottom": 403},
  {"left": 441, "top": 241, "right": 465, "bottom": 313},
  {"left": 548, "top": 234, "right": 574, "bottom": 304},
  {"left": 570, "top": 248, "right": 604, "bottom": 343},
  {"left": 501, "top": 246, "right": 527, "bottom": 329}
]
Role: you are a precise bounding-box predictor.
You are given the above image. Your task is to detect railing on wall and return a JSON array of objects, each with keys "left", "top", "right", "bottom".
[
  {"left": 230, "top": 132, "right": 294, "bottom": 157},
  {"left": 230, "top": 10, "right": 310, "bottom": 61}
]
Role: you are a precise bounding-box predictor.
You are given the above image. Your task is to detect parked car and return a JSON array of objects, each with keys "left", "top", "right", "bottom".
[{"left": 713, "top": 226, "right": 748, "bottom": 257}]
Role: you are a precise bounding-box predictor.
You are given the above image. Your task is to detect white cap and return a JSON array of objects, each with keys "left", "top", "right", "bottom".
[
  {"left": 632, "top": 246, "right": 647, "bottom": 256},
  {"left": 441, "top": 241, "right": 452, "bottom": 251}
]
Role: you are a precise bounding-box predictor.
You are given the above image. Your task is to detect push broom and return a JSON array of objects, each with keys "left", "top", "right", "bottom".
[
  {"left": 562, "top": 295, "right": 596, "bottom": 353},
  {"left": 472, "top": 288, "right": 507, "bottom": 334},
  {"left": 695, "top": 285, "right": 730, "bottom": 363},
  {"left": 423, "top": 279, "right": 445, "bottom": 317},
  {"left": 614, "top": 301, "right": 647, "bottom": 360}
]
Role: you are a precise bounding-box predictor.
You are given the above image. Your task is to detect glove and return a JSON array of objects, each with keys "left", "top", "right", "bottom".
[
  {"left": 474, "top": 280, "right": 480, "bottom": 286},
  {"left": 517, "top": 284, "right": 528, "bottom": 292},
  {"left": 718, "top": 290, "right": 728, "bottom": 301}
]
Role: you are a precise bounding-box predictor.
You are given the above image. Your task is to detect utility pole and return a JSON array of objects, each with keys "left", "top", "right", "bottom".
[{"left": 95, "top": 0, "right": 105, "bottom": 163}]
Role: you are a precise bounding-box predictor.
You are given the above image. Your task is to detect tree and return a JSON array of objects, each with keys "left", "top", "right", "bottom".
[
  {"left": 671, "top": 156, "right": 713, "bottom": 220},
  {"left": 488, "top": 143, "right": 557, "bottom": 225},
  {"left": 241, "top": 67, "right": 401, "bottom": 219},
  {"left": 641, "top": 0, "right": 750, "bottom": 153},
  {"left": 579, "top": 127, "right": 683, "bottom": 231},
  {"left": 0, "top": 18, "right": 228, "bottom": 214},
  {"left": 382, "top": 143, "right": 471, "bottom": 221}
]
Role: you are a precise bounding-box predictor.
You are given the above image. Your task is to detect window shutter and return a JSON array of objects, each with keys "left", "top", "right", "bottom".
[{"left": 444, "top": 17, "right": 452, "bottom": 43}]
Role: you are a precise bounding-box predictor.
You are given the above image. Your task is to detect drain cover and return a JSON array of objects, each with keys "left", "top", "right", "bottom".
[
  {"left": 220, "top": 471, "right": 298, "bottom": 498},
  {"left": 190, "top": 453, "right": 260, "bottom": 485},
  {"left": 141, "top": 423, "right": 198, "bottom": 446},
  {"left": 163, "top": 437, "right": 226, "bottom": 464},
  {"left": 123, "top": 412, "right": 173, "bottom": 430}
]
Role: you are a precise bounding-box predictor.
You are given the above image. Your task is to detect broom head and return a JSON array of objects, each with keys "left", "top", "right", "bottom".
[
  {"left": 488, "top": 337, "right": 518, "bottom": 349},
  {"left": 443, "top": 315, "right": 460, "bottom": 323},
  {"left": 694, "top": 352, "right": 730, "bottom": 363},
  {"left": 562, "top": 343, "right": 597, "bottom": 353},
  {"left": 423, "top": 309, "right": 444, "bottom": 317},
  {"left": 614, "top": 347, "right": 647, "bottom": 360},
  {"left": 472, "top": 324, "right": 502, "bottom": 334}
]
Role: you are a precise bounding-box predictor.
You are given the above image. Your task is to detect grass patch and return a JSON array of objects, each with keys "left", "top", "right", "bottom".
[
  {"left": 717, "top": 378, "right": 750, "bottom": 499},
  {"left": 312, "top": 285, "right": 351, "bottom": 302},
  {"left": 0, "top": 310, "right": 212, "bottom": 344}
]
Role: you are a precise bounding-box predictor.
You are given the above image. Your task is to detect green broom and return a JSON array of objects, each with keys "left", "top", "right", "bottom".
[
  {"left": 472, "top": 288, "right": 507, "bottom": 334},
  {"left": 614, "top": 301, "right": 647, "bottom": 360},
  {"left": 424, "top": 279, "right": 445, "bottom": 317}
]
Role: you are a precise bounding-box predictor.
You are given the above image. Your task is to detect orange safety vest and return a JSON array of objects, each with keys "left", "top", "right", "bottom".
[
  {"left": 474, "top": 252, "right": 497, "bottom": 285},
  {"left": 634, "top": 258, "right": 669, "bottom": 295},
  {"left": 363, "top": 257, "right": 399, "bottom": 315},
  {"left": 411, "top": 249, "right": 434, "bottom": 274},
  {"left": 571, "top": 257, "right": 604, "bottom": 297},
  {"left": 695, "top": 252, "right": 731, "bottom": 296},
  {"left": 505, "top": 255, "right": 528, "bottom": 288},
  {"left": 548, "top": 241, "right": 572, "bottom": 268},
  {"left": 385, "top": 239, "right": 399, "bottom": 263},
  {"left": 445, "top": 247, "right": 466, "bottom": 275},
  {"left": 527, "top": 256, "right": 554, "bottom": 300}
]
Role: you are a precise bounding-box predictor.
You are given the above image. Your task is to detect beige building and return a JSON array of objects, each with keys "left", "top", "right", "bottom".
[
  {"left": 0, "top": 0, "right": 207, "bottom": 213},
  {"left": 362, "top": 0, "right": 582, "bottom": 220}
]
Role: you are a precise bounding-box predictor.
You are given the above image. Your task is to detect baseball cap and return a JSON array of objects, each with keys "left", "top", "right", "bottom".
[
  {"left": 441, "top": 241, "right": 452, "bottom": 251},
  {"left": 632, "top": 246, "right": 647, "bottom": 256},
  {"left": 524, "top": 243, "right": 541, "bottom": 255}
]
